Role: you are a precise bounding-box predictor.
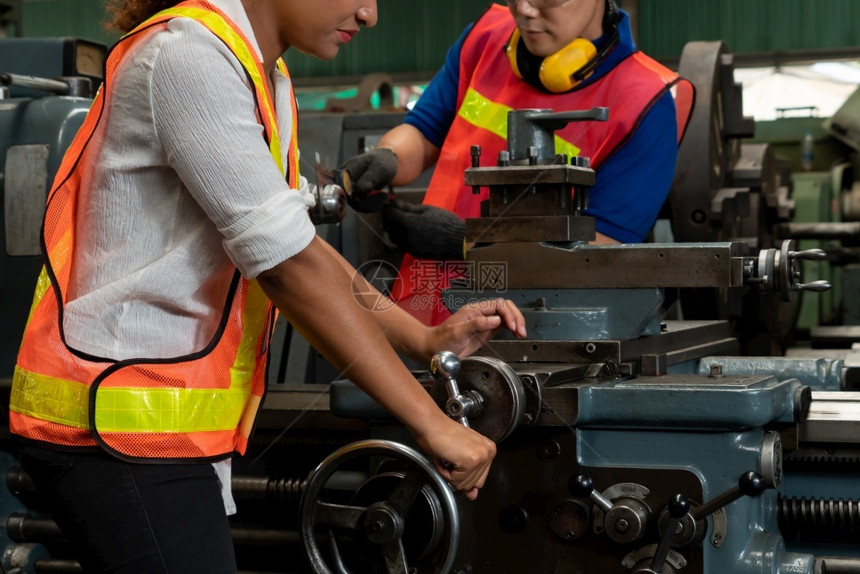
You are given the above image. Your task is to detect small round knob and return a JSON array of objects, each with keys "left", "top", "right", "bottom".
[
  {"left": 738, "top": 471, "right": 767, "bottom": 497},
  {"left": 430, "top": 351, "right": 461, "bottom": 382},
  {"left": 667, "top": 494, "right": 691, "bottom": 519},
  {"left": 568, "top": 473, "right": 593, "bottom": 497}
]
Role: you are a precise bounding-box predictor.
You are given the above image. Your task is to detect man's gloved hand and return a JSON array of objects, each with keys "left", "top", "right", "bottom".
[
  {"left": 339, "top": 148, "right": 398, "bottom": 212},
  {"left": 382, "top": 199, "right": 465, "bottom": 261}
]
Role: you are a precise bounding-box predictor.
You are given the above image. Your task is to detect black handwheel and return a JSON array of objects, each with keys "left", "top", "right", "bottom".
[{"left": 300, "top": 439, "right": 460, "bottom": 574}]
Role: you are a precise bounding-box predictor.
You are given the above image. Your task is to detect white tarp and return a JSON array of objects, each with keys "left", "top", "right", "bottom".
[{"left": 734, "top": 62, "right": 860, "bottom": 121}]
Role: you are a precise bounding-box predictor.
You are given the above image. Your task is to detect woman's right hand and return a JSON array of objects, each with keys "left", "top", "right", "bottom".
[{"left": 414, "top": 416, "right": 496, "bottom": 500}]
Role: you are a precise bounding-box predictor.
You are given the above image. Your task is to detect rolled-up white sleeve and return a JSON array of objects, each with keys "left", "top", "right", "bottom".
[{"left": 149, "top": 19, "right": 315, "bottom": 279}]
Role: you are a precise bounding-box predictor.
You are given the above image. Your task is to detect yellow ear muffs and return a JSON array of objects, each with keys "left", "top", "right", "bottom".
[
  {"left": 505, "top": 28, "right": 600, "bottom": 93},
  {"left": 539, "top": 37, "right": 598, "bottom": 93},
  {"left": 505, "top": 27, "right": 524, "bottom": 79}
]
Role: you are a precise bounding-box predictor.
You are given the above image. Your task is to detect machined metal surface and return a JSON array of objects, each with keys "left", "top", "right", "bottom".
[
  {"left": 482, "top": 320, "right": 735, "bottom": 364},
  {"left": 696, "top": 355, "right": 847, "bottom": 391},
  {"left": 467, "top": 242, "right": 748, "bottom": 289},
  {"left": 799, "top": 391, "right": 860, "bottom": 444},
  {"left": 505, "top": 107, "right": 608, "bottom": 161},
  {"left": 465, "top": 213, "right": 596, "bottom": 243},
  {"left": 453, "top": 287, "right": 665, "bottom": 342},
  {"left": 464, "top": 163, "right": 595, "bottom": 187}
]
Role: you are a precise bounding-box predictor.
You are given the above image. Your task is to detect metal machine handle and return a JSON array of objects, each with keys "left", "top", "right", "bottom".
[
  {"left": 642, "top": 494, "right": 691, "bottom": 574},
  {"left": 430, "top": 351, "right": 485, "bottom": 427},
  {"left": 747, "top": 240, "right": 831, "bottom": 301},
  {"left": 568, "top": 473, "right": 614, "bottom": 514},
  {"left": 1, "top": 73, "right": 70, "bottom": 94},
  {"left": 507, "top": 107, "right": 609, "bottom": 162},
  {"left": 568, "top": 473, "right": 652, "bottom": 545},
  {"left": 691, "top": 471, "right": 767, "bottom": 521},
  {"left": 521, "top": 107, "right": 610, "bottom": 131}
]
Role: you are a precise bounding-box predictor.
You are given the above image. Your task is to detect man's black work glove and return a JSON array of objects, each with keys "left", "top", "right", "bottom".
[
  {"left": 339, "top": 148, "right": 398, "bottom": 212},
  {"left": 382, "top": 199, "right": 466, "bottom": 261}
]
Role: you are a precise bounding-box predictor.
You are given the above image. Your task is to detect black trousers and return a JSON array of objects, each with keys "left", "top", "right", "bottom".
[{"left": 18, "top": 443, "right": 236, "bottom": 573}]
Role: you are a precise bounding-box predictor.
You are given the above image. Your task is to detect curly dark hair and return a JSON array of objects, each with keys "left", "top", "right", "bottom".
[{"left": 104, "top": 0, "right": 180, "bottom": 33}]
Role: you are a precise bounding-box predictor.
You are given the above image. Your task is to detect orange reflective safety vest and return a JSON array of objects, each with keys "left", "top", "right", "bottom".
[
  {"left": 390, "top": 4, "right": 694, "bottom": 326},
  {"left": 9, "top": 0, "right": 299, "bottom": 461}
]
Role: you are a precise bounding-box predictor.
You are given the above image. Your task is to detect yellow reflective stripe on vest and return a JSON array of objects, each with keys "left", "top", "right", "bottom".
[
  {"left": 144, "top": 6, "right": 284, "bottom": 174},
  {"left": 12, "top": 365, "right": 247, "bottom": 432},
  {"left": 95, "top": 387, "right": 247, "bottom": 432},
  {"left": 276, "top": 57, "right": 299, "bottom": 182},
  {"left": 230, "top": 279, "right": 269, "bottom": 386},
  {"left": 21, "top": 267, "right": 52, "bottom": 333},
  {"left": 457, "top": 87, "right": 581, "bottom": 159},
  {"left": 9, "top": 295, "right": 261, "bottom": 436},
  {"left": 12, "top": 366, "right": 89, "bottom": 429}
]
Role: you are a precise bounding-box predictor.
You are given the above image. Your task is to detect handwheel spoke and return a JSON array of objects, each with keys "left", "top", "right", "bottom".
[
  {"left": 315, "top": 500, "right": 366, "bottom": 530},
  {"left": 302, "top": 440, "right": 459, "bottom": 574},
  {"left": 380, "top": 540, "right": 409, "bottom": 574},
  {"left": 386, "top": 470, "right": 426, "bottom": 515},
  {"left": 327, "top": 530, "right": 351, "bottom": 574}
]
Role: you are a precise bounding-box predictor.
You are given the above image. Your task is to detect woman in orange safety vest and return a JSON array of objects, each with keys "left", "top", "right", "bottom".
[{"left": 10, "top": 0, "right": 525, "bottom": 571}]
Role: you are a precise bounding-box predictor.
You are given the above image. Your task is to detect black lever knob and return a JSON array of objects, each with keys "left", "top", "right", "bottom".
[
  {"left": 692, "top": 471, "right": 767, "bottom": 521},
  {"left": 567, "top": 474, "right": 613, "bottom": 514},
  {"left": 667, "top": 494, "right": 691, "bottom": 519},
  {"left": 641, "top": 494, "right": 691, "bottom": 573},
  {"left": 568, "top": 473, "right": 593, "bottom": 497}
]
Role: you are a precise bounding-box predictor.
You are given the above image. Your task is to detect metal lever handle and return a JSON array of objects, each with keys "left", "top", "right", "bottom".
[
  {"left": 750, "top": 241, "right": 832, "bottom": 301},
  {"left": 795, "top": 280, "right": 831, "bottom": 292},
  {"left": 430, "top": 351, "right": 473, "bottom": 427},
  {"left": 646, "top": 494, "right": 691, "bottom": 573},
  {"left": 691, "top": 471, "right": 767, "bottom": 521},
  {"left": 1, "top": 72, "right": 71, "bottom": 94},
  {"left": 791, "top": 248, "right": 827, "bottom": 261},
  {"left": 522, "top": 107, "right": 610, "bottom": 131},
  {"left": 786, "top": 246, "right": 830, "bottom": 294},
  {"left": 568, "top": 473, "right": 613, "bottom": 513},
  {"left": 507, "top": 107, "right": 609, "bottom": 162}
]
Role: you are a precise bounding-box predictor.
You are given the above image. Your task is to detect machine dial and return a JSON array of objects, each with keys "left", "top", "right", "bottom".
[{"left": 569, "top": 474, "right": 652, "bottom": 545}]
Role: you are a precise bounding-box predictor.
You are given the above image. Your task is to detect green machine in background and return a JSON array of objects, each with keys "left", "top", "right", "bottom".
[
  {"left": 827, "top": 88, "right": 860, "bottom": 330},
  {"left": 754, "top": 89, "right": 860, "bottom": 346}
]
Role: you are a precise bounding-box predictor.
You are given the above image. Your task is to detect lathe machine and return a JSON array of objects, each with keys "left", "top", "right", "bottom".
[{"left": 0, "top": 37, "right": 859, "bottom": 574}]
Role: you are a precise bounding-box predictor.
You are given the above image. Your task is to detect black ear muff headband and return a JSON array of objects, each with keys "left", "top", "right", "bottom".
[{"left": 505, "top": 0, "right": 620, "bottom": 93}]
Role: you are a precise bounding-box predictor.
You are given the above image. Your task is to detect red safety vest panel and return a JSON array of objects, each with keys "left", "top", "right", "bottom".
[{"left": 391, "top": 4, "right": 693, "bottom": 325}]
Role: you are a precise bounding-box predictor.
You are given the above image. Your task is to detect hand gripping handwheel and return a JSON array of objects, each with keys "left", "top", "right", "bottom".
[
  {"left": 300, "top": 351, "right": 512, "bottom": 573},
  {"left": 429, "top": 350, "right": 526, "bottom": 443},
  {"left": 300, "top": 440, "right": 460, "bottom": 574}
]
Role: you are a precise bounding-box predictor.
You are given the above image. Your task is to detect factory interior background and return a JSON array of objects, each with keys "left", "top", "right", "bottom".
[{"left": 2, "top": 1, "right": 860, "bottom": 573}]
